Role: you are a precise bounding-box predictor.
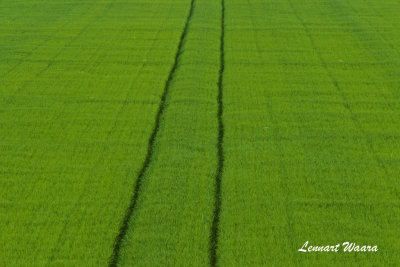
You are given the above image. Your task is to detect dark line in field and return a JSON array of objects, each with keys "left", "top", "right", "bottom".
[
  {"left": 108, "top": 0, "right": 196, "bottom": 266},
  {"left": 210, "top": 0, "right": 225, "bottom": 266}
]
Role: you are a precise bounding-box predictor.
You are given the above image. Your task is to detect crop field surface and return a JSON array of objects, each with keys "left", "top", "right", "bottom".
[{"left": 0, "top": 0, "right": 399, "bottom": 266}]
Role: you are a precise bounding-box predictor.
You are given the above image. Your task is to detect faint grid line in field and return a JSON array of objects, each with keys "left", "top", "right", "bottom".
[
  {"left": 2, "top": 0, "right": 114, "bottom": 106},
  {"left": 287, "top": 0, "right": 397, "bottom": 197},
  {"left": 0, "top": 4, "right": 91, "bottom": 80},
  {"left": 246, "top": 0, "right": 296, "bottom": 264},
  {"left": 343, "top": 0, "right": 400, "bottom": 58}
]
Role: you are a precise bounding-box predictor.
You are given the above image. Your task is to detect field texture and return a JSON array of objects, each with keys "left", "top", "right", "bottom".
[{"left": 1, "top": 0, "right": 400, "bottom": 266}]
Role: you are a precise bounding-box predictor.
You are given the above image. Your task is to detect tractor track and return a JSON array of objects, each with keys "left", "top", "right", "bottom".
[
  {"left": 210, "top": 0, "right": 225, "bottom": 265},
  {"left": 108, "top": 0, "right": 196, "bottom": 266}
]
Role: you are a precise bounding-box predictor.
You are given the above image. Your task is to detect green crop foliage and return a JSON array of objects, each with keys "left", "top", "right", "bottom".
[{"left": 1, "top": 0, "right": 399, "bottom": 266}]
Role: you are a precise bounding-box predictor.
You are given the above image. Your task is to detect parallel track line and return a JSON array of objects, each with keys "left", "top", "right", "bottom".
[
  {"left": 108, "top": 0, "right": 196, "bottom": 265},
  {"left": 210, "top": 0, "right": 225, "bottom": 265}
]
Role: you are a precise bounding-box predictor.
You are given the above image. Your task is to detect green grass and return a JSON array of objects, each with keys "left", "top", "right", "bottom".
[{"left": 1, "top": 0, "right": 400, "bottom": 266}]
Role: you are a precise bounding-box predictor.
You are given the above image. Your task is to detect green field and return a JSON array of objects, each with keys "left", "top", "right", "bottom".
[{"left": 1, "top": 0, "right": 400, "bottom": 266}]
